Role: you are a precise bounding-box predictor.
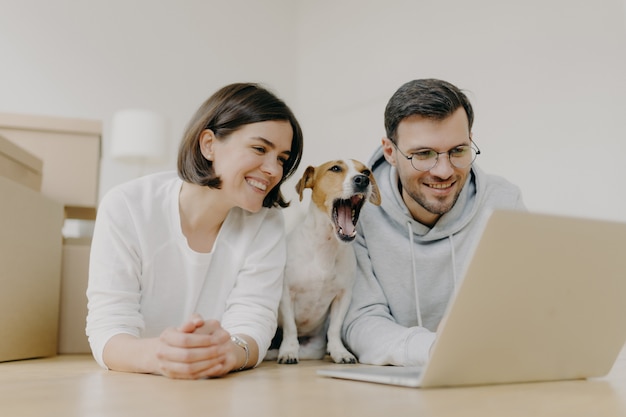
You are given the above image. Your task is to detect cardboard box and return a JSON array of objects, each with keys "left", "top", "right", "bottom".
[
  {"left": 0, "top": 112, "right": 101, "bottom": 207},
  {"left": 58, "top": 237, "right": 92, "bottom": 354},
  {"left": 0, "top": 134, "right": 42, "bottom": 191},
  {"left": 0, "top": 176, "right": 64, "bottom": 362}
]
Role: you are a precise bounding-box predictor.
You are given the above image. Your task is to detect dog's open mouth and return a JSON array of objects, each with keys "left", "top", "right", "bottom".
[{"left": 332, "top": 194, "right": 366, "bottom": 242}]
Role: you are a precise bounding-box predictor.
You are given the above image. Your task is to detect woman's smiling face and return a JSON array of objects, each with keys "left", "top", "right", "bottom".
[{"left": 200, "top": 120, "right": 293, "bottom": 213}]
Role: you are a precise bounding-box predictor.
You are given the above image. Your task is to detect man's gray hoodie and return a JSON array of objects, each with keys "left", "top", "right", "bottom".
[{"left": 342, "top": 146, "right": 525, "bottom": 366}]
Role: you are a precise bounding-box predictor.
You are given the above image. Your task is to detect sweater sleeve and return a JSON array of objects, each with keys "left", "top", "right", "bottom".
[
  {"left": 220, "top": 209, "right": 286, "bottom": 366},
  {"left": 342, "top": 230, "right": 436, "bottom": 366},
  {"left": 86, "top": 188, "right": 145, "bottom": 369}
]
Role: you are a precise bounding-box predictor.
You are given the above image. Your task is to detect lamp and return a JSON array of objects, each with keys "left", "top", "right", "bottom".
[{"left": 110, "top": 109, "right": 167, "bottom": 174}]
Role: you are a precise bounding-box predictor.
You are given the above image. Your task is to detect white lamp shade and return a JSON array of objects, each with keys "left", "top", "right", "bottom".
[{"left": 110, "top": 109, "right": 167, "bottom": 162}]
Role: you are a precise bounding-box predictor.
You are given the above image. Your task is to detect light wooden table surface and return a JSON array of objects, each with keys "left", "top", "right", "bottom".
[{"left": 2, "top": 345, "right": 625, "bottom": 417}]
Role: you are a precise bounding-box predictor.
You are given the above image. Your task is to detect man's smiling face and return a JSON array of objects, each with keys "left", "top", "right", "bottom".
[{"left": 382, "top": 108, "right": 473, "bottom": 227}]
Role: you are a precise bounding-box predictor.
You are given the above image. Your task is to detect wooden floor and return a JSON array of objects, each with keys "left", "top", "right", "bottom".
[{"left": 1, "top": 345, "right": 626, "bottom": 417}]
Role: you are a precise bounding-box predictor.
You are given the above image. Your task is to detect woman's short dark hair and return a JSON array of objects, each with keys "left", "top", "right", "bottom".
[
  {"left": 384, "top": 78, "right": 474, "bottom": 142},
  {"left": 178, "top": 82, "right": 304, "bottom": 208}
]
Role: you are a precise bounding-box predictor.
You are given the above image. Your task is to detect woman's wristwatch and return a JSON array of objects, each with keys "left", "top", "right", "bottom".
[{"left": 230, "top": 335, "right": 249, "bottom": 372}]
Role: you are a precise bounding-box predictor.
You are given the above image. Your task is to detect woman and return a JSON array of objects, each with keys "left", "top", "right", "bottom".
[{"left": 86, "top": 83, "right": 304, "bottom": 379}]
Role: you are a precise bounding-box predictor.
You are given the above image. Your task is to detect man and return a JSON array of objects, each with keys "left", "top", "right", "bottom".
[{"left": 342, "top": 78, "right": 525, "bottom": 366}]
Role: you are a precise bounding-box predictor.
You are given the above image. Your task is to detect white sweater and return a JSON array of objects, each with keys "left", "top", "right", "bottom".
[{"left": 86, "top": 172, "right": 285, "bottom": 369}]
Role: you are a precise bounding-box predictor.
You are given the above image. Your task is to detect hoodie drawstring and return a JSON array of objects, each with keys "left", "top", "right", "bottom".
[
  {"left": 448, "top": 234, "right": 458, "bottom": 291},
  {"left": 406, "top": 222, "right": 459, "bottom": 329},
  {"left": 406, "top": 221, "right": 423, "bottom": 327}
]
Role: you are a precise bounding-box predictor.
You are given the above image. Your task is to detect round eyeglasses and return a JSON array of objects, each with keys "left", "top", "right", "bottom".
[{"left": 391, "top": 140, "right": 481, "bottom": 172}]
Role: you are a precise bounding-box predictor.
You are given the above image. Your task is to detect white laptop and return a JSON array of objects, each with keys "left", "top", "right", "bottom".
[{"left": 317, "top": 210, "right": 626, "bottom": 388}]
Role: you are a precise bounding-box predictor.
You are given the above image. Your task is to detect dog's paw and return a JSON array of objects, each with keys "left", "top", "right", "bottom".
[
  {"left": 277, "top": 353, "right": 299, "bottom": 365},
  {"left": 329, "top": 349, "right": 357, "bottom": 364},
  {"left": 327, "top": 339, "right": 357, "bottom": 364},
  {"left": 277, "top": 337, "right": 300, "bottom": 364}
]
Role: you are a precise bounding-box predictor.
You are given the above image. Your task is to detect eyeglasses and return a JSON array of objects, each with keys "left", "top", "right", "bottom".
[{"left": 391, "top": 140, "right": 481, "bottom": 172}]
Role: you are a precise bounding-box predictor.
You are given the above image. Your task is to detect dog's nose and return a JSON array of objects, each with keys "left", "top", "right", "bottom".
[{"left": 352, "top": 174, "right": 370, "bottom": 191}]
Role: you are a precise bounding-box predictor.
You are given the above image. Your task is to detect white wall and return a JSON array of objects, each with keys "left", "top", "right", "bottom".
[
  {"left": 2, "top": 0, "right": 626, "bottom": 222},
  {"left": 0, "top": 0, "right": 298, "bottom": 198},
  {"left": 294, "top": 0, "right": 626, "bottom": 222}
]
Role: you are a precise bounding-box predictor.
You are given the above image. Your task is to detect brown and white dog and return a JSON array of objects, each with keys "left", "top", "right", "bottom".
[{"left": 270, "top": 159, "right": 381, "bottom": 364}]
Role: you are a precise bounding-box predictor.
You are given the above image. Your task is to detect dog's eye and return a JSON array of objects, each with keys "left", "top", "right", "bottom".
[
  {"left": 329, "top": 165, "right": 343, "bottom": 172},
  {"left": 361, "top": 169, "right": 371, "bottom": 176}
]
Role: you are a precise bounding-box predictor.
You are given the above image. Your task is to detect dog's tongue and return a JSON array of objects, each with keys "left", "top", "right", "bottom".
[{"left": 337, "top": 205, "right": 355, "bottom": 236}]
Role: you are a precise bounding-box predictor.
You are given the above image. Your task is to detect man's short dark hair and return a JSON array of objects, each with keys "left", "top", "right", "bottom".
[{"left": 384, "top": 78, "right": 474, "bottom": 142}]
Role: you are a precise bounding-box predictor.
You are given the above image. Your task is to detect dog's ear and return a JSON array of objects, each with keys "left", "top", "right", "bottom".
[
  {"left": 295, "top": 166, "right": 316, "bottom": 201},
  {"left": 368, "top": 171, "right": 382, "bottom": 206}
]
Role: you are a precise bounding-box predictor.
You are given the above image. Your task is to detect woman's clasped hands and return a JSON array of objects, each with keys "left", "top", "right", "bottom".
[{"left": 156, "top": 314, "right": 241, "bottom": 379}]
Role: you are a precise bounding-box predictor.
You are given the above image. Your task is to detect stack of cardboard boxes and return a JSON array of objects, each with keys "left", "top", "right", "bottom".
[{"left": 0, "top": 112, "right": 101, "bottom": 361}]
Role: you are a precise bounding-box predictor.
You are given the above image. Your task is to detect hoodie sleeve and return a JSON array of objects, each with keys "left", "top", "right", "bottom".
[{"left": 342, "top": 230, "right": 436, "bottom": 366}]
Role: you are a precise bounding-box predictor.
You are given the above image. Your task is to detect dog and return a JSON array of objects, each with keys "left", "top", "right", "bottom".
[{"left": 270, "top": 159, "right": 381, "bottom": 364}]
